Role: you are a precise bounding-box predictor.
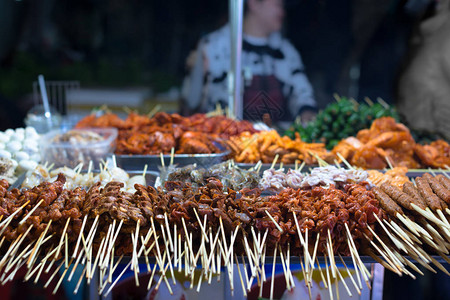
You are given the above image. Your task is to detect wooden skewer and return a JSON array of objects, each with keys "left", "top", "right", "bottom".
[
  {"left": 72, "top": 215, "right": 87, "bottom": 258},
  {"left": 270, "top": 246, "right": 277, "bottom": 300},
  {"left": 193, "top": 209, "right": 209, "bottom": 243},
  {"left": 170, "top": 148, "right": 175, "bottom": 166},
  {"left": 336, "top": 152, "right": 353, "bottom": 169},
  {"left": 5, "top": 242, "right": 33, "bottom": 275},
  {"left": 411, "top": 203, "right": 449, "bottom": 229},
  {"left": 19, "top": 199, "right": 44, "bottom": 225},
  {"left": 27, "top": 220, "right": 53, "bottom": 267},
  {"left": 54, "top": 217, "right": 71, "bottom": 260},
  {"left": 264, "top": 210, "right": 283, "bottom": 233},
  {"left": 278, "top": 246, "right": 291, "bottom": 291},
  {"left": 363, "top": 233, "right": 402, "bottom": 275},
  {"left": 270, "top": 154, "right": 279, "bottom": 170},
  {"left": 43, "top": 259, "right": 65, "bottom": 289},
  {"left": 344, "top": 223, "right": 371, "bottom": 286},
  {"left": 164, "top": 213, "right": 174, "bottom": 251},
  {"left": 338, "top": 254, "right": 361, "bottom": 295},
  {"left": 366, "top": 249, "right": 399, "bottom": 274},
  {"left": 52, "top": 258, "right": 74, "bottom": 295},
  {"left": 104, "top": 261, "right": 132, "bottom": 297},
  {"left": 299, "top": 257, "right": 312, "bottom": 299},
  {"left": 160, "top": 152, "right": 165, "bottom": 170},
  {"left": 0, "top": 200, "right": 30, "bottom": 231},
  {"left": 366, "top": 226, "right": 405, "bottom": 271},
  {"left": 327, "top": 229, "right": 337, "bottom": 279},
  {"left": 235, "top": 254, "right": 247, "bottom": 297},
  {"left": 324, "top": 254, "right": 334, "bottom": 300},
  {"left": 393, "top": 250, "right": 424, "bottom": 276},
  {"left": 336, "top": 259, "right": 352, "bottom": 297}
]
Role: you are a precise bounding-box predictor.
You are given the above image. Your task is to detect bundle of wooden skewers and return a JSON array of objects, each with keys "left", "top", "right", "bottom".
[{"left": 0, "top": 156, "right": 449, "bottom": 300}]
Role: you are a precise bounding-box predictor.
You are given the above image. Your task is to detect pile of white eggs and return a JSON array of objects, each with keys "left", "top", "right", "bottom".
[{"left": 0, "top": 127, "right": 41, "bottom": 173}]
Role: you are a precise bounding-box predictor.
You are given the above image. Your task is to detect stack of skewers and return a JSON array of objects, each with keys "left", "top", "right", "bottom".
[{"left": 0, "top": 157, "right": 449, "bottom": 300}]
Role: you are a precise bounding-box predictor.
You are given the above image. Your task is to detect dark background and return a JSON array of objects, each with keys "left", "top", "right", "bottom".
[{"left": 0, "top": 0, "right": 432, "bottom": 129}]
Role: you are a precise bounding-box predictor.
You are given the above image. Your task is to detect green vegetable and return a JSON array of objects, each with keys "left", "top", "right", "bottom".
[{"left": 285, "top": 96, "right": 399, "bottom": 149}]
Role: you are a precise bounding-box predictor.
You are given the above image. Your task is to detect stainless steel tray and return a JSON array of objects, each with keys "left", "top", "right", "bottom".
[
  {"left": 116, "top": 151, "right": 230, "bottom": 171},
  {"left": 236, "top": 163, "right": 321, "bottom": 172}
]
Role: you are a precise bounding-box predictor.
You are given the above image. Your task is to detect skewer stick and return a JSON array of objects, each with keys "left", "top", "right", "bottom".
[
  {"left": 0, "top": 200, "right": 30, "bottom": 231},
  {"left": 5, "top": 243, "right": 33, "bottom": 275},
  {"left": 270, "top": 154, "right": 279, "bottom": 170},
  {"left": 299, "top": 258, "right": 312, "bottom": 299},
  {"left": 159, "top": 223, "right": 176, "bottom": 285},
  {"left": 54, "top": 217, "right": 71, "bottom": 260},
  {"left": 338, "top": 254, "right": 361, "bottom": 295},
  {"left": 27, "top": 220, "right": 53, "bottom": 267},
  {"left": 170, "top": 148, "right": 175, "bottom": 166},
  {"left": 72, "top": 215, "right": 87, "bottom": 258},
  {"left": 265, "top": 210, "right": 283, "bottom": 233},
  {"left": 345, "top": 224, "right": 371, "bottom": 284},
  {"left": 324, "top": 254, "right": 334, "bottom": 300},
  {"left": 270, "top": 246, "right": 277, "bottom": 300},
  {"left": 193, "top": 209, "right": 209, "bottom": 243},
  {"left": 393, "top": 251, "right": 424, "bottom": 276},
  {"left": 163, "top": 213, "right": 174, "bottom": 252},
  {"left": 278, "top": 246, "right": 291, "bottom": 291},
  {"left": 73, "top": 265, "right": 87, "bottom": 295},
  {"left": 19, "top": 199, "right": 44, "bottom": 225},
  {"left": 52, "top": 258, "right": 74, "bottom": 295},
  {"left": 160, "top": 153, "right": 165, "bottom": 169},
  {"left": 336, "top": 152, "right": 353, "bottom": 169},
  {"left": 367, "top": 226, "right": 405, "bottom": 270},
  {"left": 363, "top": 233, "right": 402, "bottom": 275},
  {"left": 44, "top": 260, "right": 65, "bottom": 288},
  {"left": 104, "top": 261, "right": 132, "bottom": 297},
  {"left": 235, "top": 254, "right": 247, "bottom": 297},
  {"left": 411, "top": 203, "right": 448, "bottom": 229},
  {"left": 142, "top": 164, "right": 148, "bottom": 178},
  {"left": 366, "top": 249, "right": 399, "bottom": 274},
  {"left": 385, "top": 156, "right": 394, "bottom": 170},
  {"left": 373, "top": 213, "right": 407, "bottom": 252},
  {"left": 327, "top": 229, "right": 337, "bottom": 279},
  {"left": 336, "top": 260, "right": 352, "bottom": 297}
]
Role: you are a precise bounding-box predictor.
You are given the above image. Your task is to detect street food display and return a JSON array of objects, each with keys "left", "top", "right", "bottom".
[
  {"left": 75, "top": 112, "right": 257, "bottom": 155},
  {"left": 1, "top": 101, "right": 450, "bottom": 300},
  {"left": 0, "top": 160, "right": 449, "bottom": 298}
]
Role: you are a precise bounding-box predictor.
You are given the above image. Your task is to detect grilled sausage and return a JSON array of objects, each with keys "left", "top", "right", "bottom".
[
  {"left": 372, "top": 186, "right": 403, "bottom": 216},
  {"left": 416, "top": 177, "right": 442, "bottom": 211},
  {"left": 380, "top": 182, "right": 416, "bottom": 211},
  {"left": 436, "top": 174, "right": 450, "bottom": 192},
  {"left": 423, "top": 173, "right": 450, "bottom": 204},
  {"left": 402, "top": 182, "right": 427, "bottom": 210}
]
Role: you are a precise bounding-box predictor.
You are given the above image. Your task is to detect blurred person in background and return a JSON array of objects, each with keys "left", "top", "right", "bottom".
[
  {"left": 397, "top": 0, "right": 450, "bottom": 141},
  {"left": 181, "top": 0, "right": 317, "bottom": 125}
]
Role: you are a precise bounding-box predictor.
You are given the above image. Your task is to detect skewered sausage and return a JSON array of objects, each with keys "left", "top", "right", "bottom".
[
  {"left": 436, "top": 174, "right": 450, "bottom": 190},
  {"left": 402, "top": 182, "right": 427, "bottom": 210},
  {"left": 380, "top": 182, "right": 416, "bottom": 211},
  {"left": 415, "top": 177, "right": 442, "bottom": 211},
  {"left": 372, "top": 186, "right": 403, "bottom": 216}
]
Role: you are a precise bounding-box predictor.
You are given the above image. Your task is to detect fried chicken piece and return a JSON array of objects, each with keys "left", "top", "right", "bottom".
[{"left": 414, "top": 140, "right": 450, "bottom": 168}]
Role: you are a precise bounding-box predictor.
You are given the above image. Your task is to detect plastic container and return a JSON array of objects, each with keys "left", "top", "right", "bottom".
[{"left": 40, "top": 128, "right": 118, "bottom": 169}]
